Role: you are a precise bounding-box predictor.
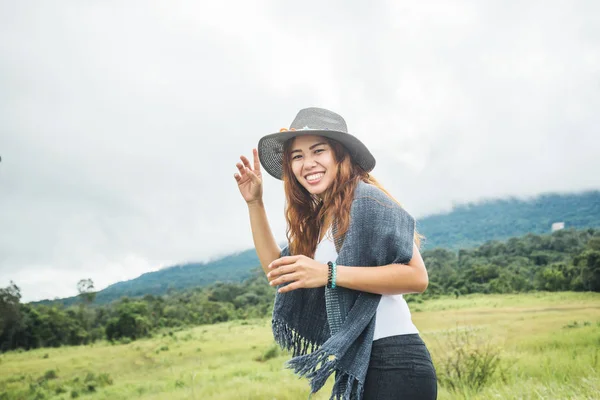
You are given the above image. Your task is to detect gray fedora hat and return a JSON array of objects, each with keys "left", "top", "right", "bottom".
[{"left": 258, "top": 107, "right": 376, "bottom": 180}]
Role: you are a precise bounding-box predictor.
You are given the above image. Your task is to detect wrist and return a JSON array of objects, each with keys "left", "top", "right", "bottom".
[{"left": 247, "top": 199, "right": 264, "bottom": 209}]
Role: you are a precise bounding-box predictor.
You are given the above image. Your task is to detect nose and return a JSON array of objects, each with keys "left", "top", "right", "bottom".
[{"left": 303, "top": 154, "right": 319, "bottom": 170}]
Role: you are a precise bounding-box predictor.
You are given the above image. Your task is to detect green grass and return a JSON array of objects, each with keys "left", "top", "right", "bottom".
[{"left": 1, "top": 292, "right": 599, "bottom": 399}]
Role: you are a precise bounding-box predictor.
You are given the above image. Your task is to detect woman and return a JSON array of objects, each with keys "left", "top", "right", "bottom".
[{"left": 234, "top": 107, "right": 437, "bottom": 400}]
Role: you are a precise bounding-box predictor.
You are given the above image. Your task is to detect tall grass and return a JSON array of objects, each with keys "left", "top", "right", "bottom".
[{"left": 0, "top": 292, "right": 598, "bottom": 399}]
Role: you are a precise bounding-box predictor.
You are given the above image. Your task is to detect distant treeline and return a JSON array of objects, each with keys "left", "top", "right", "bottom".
[
  {"left": 416, "top": 228, "right": 600, "bottom": 297},
  {"left": 1, "top": 228, "right": 599, "bottom": 353}
]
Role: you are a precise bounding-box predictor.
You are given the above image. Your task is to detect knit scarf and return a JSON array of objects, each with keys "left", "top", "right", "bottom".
[{"left": 271, "top": 181, "right": 416, "bottom": 400}]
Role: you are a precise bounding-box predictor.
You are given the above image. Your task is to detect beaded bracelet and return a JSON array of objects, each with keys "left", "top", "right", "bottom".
[{"left": 327, "top": 261, "right": 337, "bottom": 289}]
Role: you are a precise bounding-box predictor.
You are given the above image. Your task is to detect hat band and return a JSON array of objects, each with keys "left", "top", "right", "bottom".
[{"left": 279, "top": 126, "right": 330, "bottom": 132}]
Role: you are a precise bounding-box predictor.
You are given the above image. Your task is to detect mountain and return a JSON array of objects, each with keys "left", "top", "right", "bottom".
[
  {"left": 35, "top": 189, "right": 600, "bottom": 305},
  {"left": 418, "top": 190, "right": 600, "bottom": 250},
  {"left": 35, "top": 249, "right": 264, "bottom": 306}
]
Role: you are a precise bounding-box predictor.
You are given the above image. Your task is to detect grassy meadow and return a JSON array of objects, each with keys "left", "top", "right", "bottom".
[{"left": 1, "top": 292, "right": 599, "bottom": 400}]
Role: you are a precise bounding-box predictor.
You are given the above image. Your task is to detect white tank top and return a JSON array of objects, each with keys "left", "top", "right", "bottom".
[{"left": 314, "top": 228, "right": 419, "bottom": 340}]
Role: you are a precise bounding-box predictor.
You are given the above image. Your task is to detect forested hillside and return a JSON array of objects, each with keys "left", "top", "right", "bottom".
[
  {"left": 418, "top": 190, "right": 600, "bottom": 250},
  {"left": 32, "top": 190, "right": 600, "bottom": 306}
]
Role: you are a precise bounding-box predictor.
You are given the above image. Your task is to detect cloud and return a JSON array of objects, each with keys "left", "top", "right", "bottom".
[{"left": 1, "top": 0, "right": 599, "bottom": 301}]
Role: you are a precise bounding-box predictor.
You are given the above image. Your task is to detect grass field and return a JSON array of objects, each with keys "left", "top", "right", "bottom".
[{"left": 1, "top": 292, "right": 599, "bottom": 399}]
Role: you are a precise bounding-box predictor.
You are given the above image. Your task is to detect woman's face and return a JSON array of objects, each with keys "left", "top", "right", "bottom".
[{"left": 289, "top": 135, "right": 337, "bottom": 197}]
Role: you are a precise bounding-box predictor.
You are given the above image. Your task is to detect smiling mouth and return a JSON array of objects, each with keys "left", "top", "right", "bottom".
[{"left": 305, "top": 172, "right": 325, "bottom": 183}]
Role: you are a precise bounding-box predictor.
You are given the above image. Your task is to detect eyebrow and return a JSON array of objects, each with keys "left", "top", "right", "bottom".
[{"left": 290, "top": 142, "right": 328, "bottom": 154}]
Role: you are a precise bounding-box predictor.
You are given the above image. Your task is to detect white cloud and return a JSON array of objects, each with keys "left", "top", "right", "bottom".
[{"left": 1, "top": 0, "right": 599, "bottom": 301}]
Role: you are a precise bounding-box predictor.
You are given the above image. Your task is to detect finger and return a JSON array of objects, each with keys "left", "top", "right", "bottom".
[
  {"left": 253, "top": 148, "right": 261, "bottom": 173},
  {"left": 245, "top": 167, "right": 261, "bottom": 184},
  {"left": 234, "top": 173, "right": 241, "bottom": 182},
  {"left": 270, "top": 272, "right": 300, "bottom": 287},
  {"left": 240, "top": 155, "right": 252, "bottom": 170},
  {"left": 278, "top": 281, "right": 302, "bottom": 294},
  {"left": 267, "top": 264, "right": 295, "bottom": 280},
  {"left": 269, "top": 256, "right": 300, "bottom": 269},
  {"left": 236, "top": 162, "right": 246, "bottom": 175}
]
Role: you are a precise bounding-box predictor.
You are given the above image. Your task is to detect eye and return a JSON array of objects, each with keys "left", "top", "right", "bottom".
[
  {"left": 315, "top": 148, "right": 325, "bottom": 154},
  {"left": 292, "top": 154, "right": 302, "bottom": 160}
]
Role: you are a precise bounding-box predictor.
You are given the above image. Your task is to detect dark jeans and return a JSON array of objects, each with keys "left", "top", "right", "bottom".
[{"left": 363, "top": 334, "right": 438, "bottom": 400}]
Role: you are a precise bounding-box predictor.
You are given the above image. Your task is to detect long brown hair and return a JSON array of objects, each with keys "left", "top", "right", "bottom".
[{"left": 282, "top": 136, "right": 422, "bottom": 258}]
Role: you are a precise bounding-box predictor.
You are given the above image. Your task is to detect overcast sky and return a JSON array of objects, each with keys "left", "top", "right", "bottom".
[{"left": 1, "top": 1, "right": 599, "bottom": 302}]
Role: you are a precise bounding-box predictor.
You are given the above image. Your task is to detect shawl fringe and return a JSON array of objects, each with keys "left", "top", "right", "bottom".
[
  {"left": 272, "top": 318, "right": 318, "bottom": 357},
  {"left": 287, "top": 347, "right": 336, "bottom": 393},
  {"left": 273, "top": 317, "right": 365, "bottom": 400},
  {"left": 331, "top": 371, "right": 364, "bottom": 400}
]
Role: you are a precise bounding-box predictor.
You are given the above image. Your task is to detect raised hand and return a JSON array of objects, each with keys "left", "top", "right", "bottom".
[{"left": 234, "top": 148, "right": 263, "bottom": 204}]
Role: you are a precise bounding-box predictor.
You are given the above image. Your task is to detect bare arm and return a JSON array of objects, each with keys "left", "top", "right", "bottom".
[
  {"left": 335, "top": 243, "right": 428, "bottom": 295},
  {"left": 248, "top": 200, "right": 281, "bottom": 275},
  {"left": 267, "top": 243, "right": 428, "bottom": 295},
  {"left": 234, "top": 148, "right": 281, "bottom": 276}
]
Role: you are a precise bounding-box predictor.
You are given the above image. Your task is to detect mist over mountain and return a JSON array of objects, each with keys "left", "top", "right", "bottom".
[{"left": 34, "top": 189, "right": 600, "bottom": 305}]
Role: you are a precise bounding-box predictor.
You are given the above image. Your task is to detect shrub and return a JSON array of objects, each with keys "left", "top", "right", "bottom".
[
  {"left": 43, "top": 370, "right": 57, "bottom": 380},
  {"left": 119, "top": 337, "right": 132, "bottom": 345},
  {"left": 434, "top": 327, "right": 510, "bottom": 394},
  {"left": 55, "top": 386, "right": 67, "bottom": 394},
  {"left": 30, "top": 388, "right": 48, "bottom": 400},
  {"left": 80, "top": 371, "right": 108, "bottom": 393},
  {"left": 255, "top": 344, "right": 280, "bottom": 362},
  {"left": 84, "top": 372, "right": 96, "bottom": 383},
  {"left": 97, "top": 373, "right": 113, "bottom": 386}
]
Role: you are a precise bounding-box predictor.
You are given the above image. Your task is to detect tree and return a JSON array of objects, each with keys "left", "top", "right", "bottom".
[
  {"left": 535, "top": 264, "right": 569, "bottom": 291},
  {"left": 105, "top": 301, "right": 151, "bottom": 340},
  {"left": 77, "top": 279, "right": 96, "bottom": 305},
  {"left": 575, "top": 249, "right": 600, "bottom": 292},
  {"left": 0, "top": 281, "right": 22, "bottom": 351}
]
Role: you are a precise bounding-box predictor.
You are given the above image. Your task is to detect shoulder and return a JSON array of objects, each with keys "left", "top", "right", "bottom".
[
  {"left": 350, "top": 181, "right": 415, "bottom": 223},
  {"left": 353, "top": 181, "right": 398, "bottom": 209}
]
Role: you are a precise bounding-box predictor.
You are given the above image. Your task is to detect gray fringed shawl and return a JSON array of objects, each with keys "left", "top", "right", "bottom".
[{"left": 271, "top": 180, "right": 416, "bottom": 400}]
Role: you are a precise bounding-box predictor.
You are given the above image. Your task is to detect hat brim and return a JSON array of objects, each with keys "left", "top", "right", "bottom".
[{"left": 257, "top": 129, "right": 376, "bottom": 180}]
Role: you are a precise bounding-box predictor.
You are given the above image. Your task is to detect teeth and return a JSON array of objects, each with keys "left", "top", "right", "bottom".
[{"left": 306, "top": 173, "right": 324, "bottom": 182}]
